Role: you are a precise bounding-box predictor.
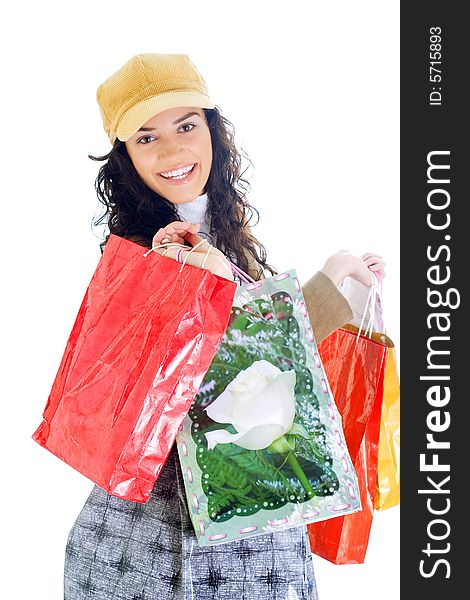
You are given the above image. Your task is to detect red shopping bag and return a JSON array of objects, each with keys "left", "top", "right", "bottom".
[
  {"left": 32, "top": 234, "right": 236, "bottom": 503},
  {"left": 307, "top": 327, "right": 386, "bottom": 564}
]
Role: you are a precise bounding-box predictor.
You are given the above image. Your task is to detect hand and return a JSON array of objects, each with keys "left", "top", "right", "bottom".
[
  {"left": 183, "top": 232, "right": 235, "bottom": 281},
  {"left": 361, "top": 253, "right": 386, "bottom": 283},
  {"left": 152, "top": 221, "right": 200, "bottom": 247},
  {"left": 321, "top": 250, "right": 386, "bottom": 287},
  {"left": 151, "top": 224, "right": 234, "bottom": 281},
  {"left": 182, "top": 231, "right": 228, "bottom": 261}
]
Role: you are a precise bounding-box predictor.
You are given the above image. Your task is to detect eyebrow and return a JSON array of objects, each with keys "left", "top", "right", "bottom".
[{"left": 138, "top": 111, "right": 202, "bottom": 132}]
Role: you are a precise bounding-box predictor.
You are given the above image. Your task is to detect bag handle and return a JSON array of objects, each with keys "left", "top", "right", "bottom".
[
  {"left": 143, "top": 239, "right": 257, "bottom": 284},
  {"left": 356, "top": 272, "right": 384, "bottom": 341}
]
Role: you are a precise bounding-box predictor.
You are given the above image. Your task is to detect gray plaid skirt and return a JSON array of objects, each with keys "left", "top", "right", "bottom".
[{"left": 64, "top": 446, "right": 319, "bottom": 599}]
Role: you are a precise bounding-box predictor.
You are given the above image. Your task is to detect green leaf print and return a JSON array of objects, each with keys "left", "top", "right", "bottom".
[{"left": 190, "top": 291, "right": 339, "bottom": 523}]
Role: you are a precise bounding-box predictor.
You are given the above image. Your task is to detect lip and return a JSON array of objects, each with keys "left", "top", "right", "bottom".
[{"left": 157, "top": 163, "right": 197, "bottom": 185}]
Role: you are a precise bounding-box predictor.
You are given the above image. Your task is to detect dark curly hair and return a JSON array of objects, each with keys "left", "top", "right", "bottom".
[{"left": 90, "top": 106, "right": 277, "bottom": 279}]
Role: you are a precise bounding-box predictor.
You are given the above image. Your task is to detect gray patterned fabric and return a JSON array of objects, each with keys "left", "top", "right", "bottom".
[{"left": 64, "top": 446, "right": 319, "bottom": 599}]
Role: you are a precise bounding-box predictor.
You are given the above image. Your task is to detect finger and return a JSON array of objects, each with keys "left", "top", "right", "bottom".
[
  {"left": 184, "top": 231, "right": 204, "bottom": 244},
  {"left": 369, "top": 265, "right": 386, "bottom": 284},
  {"left": 153, "top": 230, "right": 176, "bottom": 245},
  {"left": 154, "top": 225, "right": 197, "bottom": 245},
  {"left": 184, "top": 231, "right": 213, "bottom": 249},
  {"left": 169, "top": 222, "right": 200, "bottom": 233},
  {"left": 154, "top": 222, "right": 199, "bottom": 237},
  {"left": 368, "top": 262, "right": 386, "bottom": 271},
  {"left": 152, "top": 230, "right": 165, "bottom": 245},
  {"left": 363, "top": 257, "right": 385, "bottom": 268},
  {"left": 361, "top": 252, "right": 383, "bottom": 261},
  {"left": 362, "top": 256, "right": 383, "bottom": 266}
]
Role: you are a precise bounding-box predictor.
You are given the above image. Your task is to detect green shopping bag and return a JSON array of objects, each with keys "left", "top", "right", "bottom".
[{"left": 176, "top": 269, "right": 361, "bottom": 546}]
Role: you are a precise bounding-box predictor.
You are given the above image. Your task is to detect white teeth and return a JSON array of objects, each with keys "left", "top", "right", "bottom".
[{"left": 160, "top": 164, "right": 194, "bottom": 179}]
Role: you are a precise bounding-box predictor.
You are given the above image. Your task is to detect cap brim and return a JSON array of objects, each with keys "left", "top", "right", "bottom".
[{"left": 115, "top": 91, "right": 215, "bottom": 142}]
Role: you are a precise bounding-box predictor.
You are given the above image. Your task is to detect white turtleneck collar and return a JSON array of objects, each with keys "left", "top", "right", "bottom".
[
  {"left": 176, "top": 192, "right": 247, "bottom": 282},
  {"left": 176, "top": 193, "right": 213, "bottom": 242}
]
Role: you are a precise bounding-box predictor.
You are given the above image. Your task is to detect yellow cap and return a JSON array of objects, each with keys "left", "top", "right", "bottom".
[{"left": 96, "top": 54, "right": 215, "bottom": 144}]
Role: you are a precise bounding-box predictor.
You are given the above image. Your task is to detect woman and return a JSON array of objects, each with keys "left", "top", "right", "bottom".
[{"left": 64, "top": 53, "right": 385, "bottom": 599}]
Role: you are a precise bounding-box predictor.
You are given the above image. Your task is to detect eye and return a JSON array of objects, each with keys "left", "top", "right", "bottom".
[
  {"left": 137, "top": 135, "right": 156, "bottom": 145},
  {"left": 179, "top": 123, "right": 195, "bottom": 133}
]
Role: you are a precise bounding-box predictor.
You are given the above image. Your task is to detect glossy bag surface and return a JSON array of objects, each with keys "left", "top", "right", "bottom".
[
  {"left": 374, "top": 343, "right": 400, "bottom": 510},
  {"left": 177, "top": 270, "right": 362, "bottom": 547},
  {"left": 341, "top": 324, "right": 401, "bottom": 510},
  {"left": 307, "top": 327, "right": 387, "bottom": 564},
  {"left": 32, "top": 234, "right": 236, "bottom": 503}
]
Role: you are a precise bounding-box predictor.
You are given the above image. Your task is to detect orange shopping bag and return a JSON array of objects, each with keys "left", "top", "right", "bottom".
[
  {"left": 307, "top": 327, "right": 386, "bottom": 564},
  {"left": 341, "top": 325, "right": 400, "bottom": 511}
]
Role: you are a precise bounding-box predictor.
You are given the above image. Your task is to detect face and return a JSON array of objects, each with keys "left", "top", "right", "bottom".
[{"left": 124, "top": 106, "right": 213, "bottom": 204}]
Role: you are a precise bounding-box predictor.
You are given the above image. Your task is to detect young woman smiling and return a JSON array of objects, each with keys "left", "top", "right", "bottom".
[{"left": 63, "top": 53, "right": 385, "bottom": 600}]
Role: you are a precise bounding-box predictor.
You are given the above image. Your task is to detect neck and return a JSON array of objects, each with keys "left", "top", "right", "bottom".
[{"left": 175, "top": 192, "right": 211, "bottom": 241}]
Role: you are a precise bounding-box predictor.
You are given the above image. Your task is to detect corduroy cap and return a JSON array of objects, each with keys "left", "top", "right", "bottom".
[{"left": 96, "top": 54, "right": 215, "bottom": 144}]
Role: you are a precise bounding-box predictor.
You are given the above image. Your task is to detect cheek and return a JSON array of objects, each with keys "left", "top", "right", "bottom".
[{"left": 132, "top": 154, "right": 153, "bottom": 179}]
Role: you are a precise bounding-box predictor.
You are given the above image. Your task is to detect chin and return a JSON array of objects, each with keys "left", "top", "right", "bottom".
[{"left": 164, "top": 187, "right": 205, "bottom": 204}]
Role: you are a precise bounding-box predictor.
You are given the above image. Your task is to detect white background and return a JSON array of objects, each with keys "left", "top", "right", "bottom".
[{"left": 2, "top": 1, "right": 399, "bottom": 598}]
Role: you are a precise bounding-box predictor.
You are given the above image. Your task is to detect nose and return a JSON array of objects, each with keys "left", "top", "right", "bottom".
[{"left": 156, "top": 136, "right": 183, "bottom": 163}]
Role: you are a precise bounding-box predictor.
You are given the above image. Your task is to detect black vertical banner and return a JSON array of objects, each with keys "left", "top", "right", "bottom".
[{"left": 401, "top": 3, "right": 466, "bottom": 597}]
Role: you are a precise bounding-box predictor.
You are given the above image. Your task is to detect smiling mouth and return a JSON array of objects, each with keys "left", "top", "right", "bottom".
[{"left": 159, "top": 163, "right": 196, "bottom": 180}]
